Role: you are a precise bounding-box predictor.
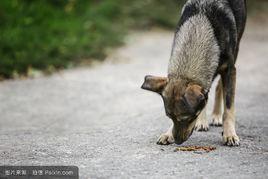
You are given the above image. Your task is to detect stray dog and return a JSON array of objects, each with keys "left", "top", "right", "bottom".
[{"left": 141, "top": 0, "right": 247, "bottom": 146}]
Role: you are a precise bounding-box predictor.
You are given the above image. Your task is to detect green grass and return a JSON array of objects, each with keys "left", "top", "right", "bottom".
[
  {"left": 0, "top": 0, "right": 181, "bottom": 79},
  {"left": 0, "top": 0, "right": 266, "bottom": 79},
  {"left": 247, "top": 0, "right": 268, "bottom": 19}
]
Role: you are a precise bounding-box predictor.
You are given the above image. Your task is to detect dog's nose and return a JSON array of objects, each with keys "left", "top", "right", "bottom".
[
  {"left": 174, "top": 125, "right": 194, "bottom": 145},
  {"left": 174, "top": 134, "right": 190, "bottom": 145},
  {"left": 174, "top": 137, "right": 187, "bottom": 145}
]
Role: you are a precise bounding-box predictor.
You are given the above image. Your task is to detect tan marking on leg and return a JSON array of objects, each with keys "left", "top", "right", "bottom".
[
  {"left": 211, "top": 78, "right": 223, "bottom": 126},
  {"left": 222, "top": 105, "right": 239, "bottom": 146},
  {"left": 195, "top": 105, "right": 209, "bottom": 131},
  {"left": 222, "top": 69, "right": 239, "bottom": 146}
]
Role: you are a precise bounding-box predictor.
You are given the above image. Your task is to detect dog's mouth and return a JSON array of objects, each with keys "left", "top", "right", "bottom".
[{"left": 173, "top": 120, "right": 197, "bottom": 145}]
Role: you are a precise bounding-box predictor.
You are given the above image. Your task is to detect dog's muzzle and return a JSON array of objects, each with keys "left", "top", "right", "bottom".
[{"left": 173, "top": 120, "right": 196, "bottom": 144}]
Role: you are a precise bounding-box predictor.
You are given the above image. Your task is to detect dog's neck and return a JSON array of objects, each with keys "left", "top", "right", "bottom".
[{"left": 168, "top": 14, "right": 220, "bottom": 91}]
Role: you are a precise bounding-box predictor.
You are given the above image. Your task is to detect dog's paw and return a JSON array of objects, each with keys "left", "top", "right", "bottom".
[
  {"left": 157, "top": 133, "right": 174, "bottom": 145},
  {"left": 194, "top": 119, "right": 209, "bottom": 132},
  {"left": 210, "top": 114, "right": 222, "bottom": 126},
  {"left": 223, "top": 134, "right": 240, "bottom": 146}
]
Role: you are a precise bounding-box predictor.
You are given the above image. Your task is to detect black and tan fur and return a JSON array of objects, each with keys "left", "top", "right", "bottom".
[{"left": 141, "top": 0, "right": 247, "bottom": 146}]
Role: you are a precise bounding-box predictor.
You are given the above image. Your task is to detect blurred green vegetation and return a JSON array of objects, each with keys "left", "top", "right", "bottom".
[
  {"left": 247, "top": 0, "right": 268, "bottom": 17},
  {"left": 0, "top": 0, "right": 181, "bottom": 79},
  {"left": 0, "top": 0, "right": 267, "bottom": 79}
]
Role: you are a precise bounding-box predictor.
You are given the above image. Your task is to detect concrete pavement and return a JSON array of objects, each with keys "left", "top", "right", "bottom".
[{"left": 0, "top": 24, "right": 268, "bottom": 178}]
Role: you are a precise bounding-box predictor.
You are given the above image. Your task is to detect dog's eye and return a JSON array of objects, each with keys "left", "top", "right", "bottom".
[
  {"left": 166, "top": 111, "right": 172, "bottom": 117},
  {"left": 165, "top": 110, "right": 174, "bottom": 118},
  {"left": 180, "top": 115, "right": 190, "bottom": 120}
]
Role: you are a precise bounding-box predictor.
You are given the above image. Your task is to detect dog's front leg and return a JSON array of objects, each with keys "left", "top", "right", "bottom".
[
  {"left": 157, "top": 124, "right": 175, "bottom": 145},
  {"left": 194, "top": 105, "right": 209, "bottom": 131},
  {"left": 221, "top": 66, "right": 239, "bottom": 146}
]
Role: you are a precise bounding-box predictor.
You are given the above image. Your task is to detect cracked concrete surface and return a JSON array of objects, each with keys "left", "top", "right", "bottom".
[{"left": 0, "top": 24, "right": 268, "bottom": 178}]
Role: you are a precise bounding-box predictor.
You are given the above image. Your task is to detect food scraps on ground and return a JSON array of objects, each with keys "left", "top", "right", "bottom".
[{"left": 174, "top": 145, "right": 216, "bottom": 152}]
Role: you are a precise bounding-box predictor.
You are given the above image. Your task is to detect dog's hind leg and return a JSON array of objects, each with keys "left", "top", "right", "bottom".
[
  {"left": 221, "top": 66, "right": 239, "bottom": 146},
  {"left": 194, "top": 105, "right": 209, "bottom": 131},
  {"left": 211, "top": 78, "right": 223, "bottom": 126}
]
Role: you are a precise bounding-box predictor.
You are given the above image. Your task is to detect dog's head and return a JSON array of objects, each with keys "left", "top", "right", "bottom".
[{"left": 141, "top": 75, "right": 207, "bottom": 144}]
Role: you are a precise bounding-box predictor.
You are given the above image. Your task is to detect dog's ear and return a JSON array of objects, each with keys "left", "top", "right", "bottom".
[
  {"left": 183, "top": 84, "right": 205, "bottom": 113},
  {"left": 141, "top": 75, "right": 168, "bottom": 94}
]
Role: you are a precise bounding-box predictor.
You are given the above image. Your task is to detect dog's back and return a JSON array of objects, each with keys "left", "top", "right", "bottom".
[
  {"left": 180, "top": 0, "right": 246, "bottom": 61},
  {"left": 169, "top": 0, "right": 247, "bottom": 90}
]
